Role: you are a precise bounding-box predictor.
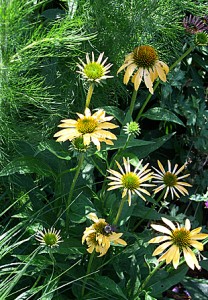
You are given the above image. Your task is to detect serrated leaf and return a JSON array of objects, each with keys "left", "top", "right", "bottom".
[
  {"left": 0, "top": 157, "right": 55, "bottom": 177},
  {"left": 143, "top": 107, "right": 185, "bottom": 126}
]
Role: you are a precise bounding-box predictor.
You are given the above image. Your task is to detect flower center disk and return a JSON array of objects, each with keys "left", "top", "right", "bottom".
[
  {"left": 133, "top": 45, "right": 158, "bottom": 69},
  {"left": 44, "top": 233, "right": 58, "bottom": 246},
  {"left": 163, "top": 172, "right": 177, "bottom": 187},
  {"left": 77, "top": 117, "right": 98, "bottom": 134},
  {"left": 171, "top": 228, "right": 191, "bottom": 249},
  {"left": 122, "top": 172, "right": 140, "bottom": 190},
  {"left": 84, "top": 62, "right": 104, "bottom": 79}
]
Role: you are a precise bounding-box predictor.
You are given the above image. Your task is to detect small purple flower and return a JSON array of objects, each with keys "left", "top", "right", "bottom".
[
  {"left": 204, "top": 201, "right": 208, "bottom": 209},
  {"left": 183, "top": 14, "right": 206, "bottom": 34}
]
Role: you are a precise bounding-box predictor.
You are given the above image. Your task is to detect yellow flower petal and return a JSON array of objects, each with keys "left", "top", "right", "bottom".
[
  {"left": 152, "top": 241, "right": 172, "bottom": 256},
  {"left": 148, "top": 235, "right": 171, "bottom": 244},
  {"left": 151, "top": 224, "right": 172, "bottom": 235},
  {"left": 183, "top": 247, "right": 201, "bottom": 270}
]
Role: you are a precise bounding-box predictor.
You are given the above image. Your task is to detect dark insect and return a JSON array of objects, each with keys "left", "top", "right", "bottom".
[
  {"left": 163, "top": 283, "right": 192, "bottom": 299},
  {"left": 104, "top": 224, "right": 116, "bottom": 234}
]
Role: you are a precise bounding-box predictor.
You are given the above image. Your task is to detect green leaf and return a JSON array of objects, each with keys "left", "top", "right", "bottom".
[
  {"left": 105, "top": 135, "right": 154, "bottom": 151},
  {"left": 182, "top": 277, "right": 208, "bottom": 300},
  {"left": 38, "top": 140, "right": 72, "bottom": 161},
  {"left": 0, "top": 157, "right": 55, "bottom": 177},
  {"left": 132, "top": 205, "right": 165, "bottom": 220},
  {"left": 96, "top": 275, "right": 128, "bottom": 299},
  {"left": 149, "top": 265, "right": 188, "bottom": 297},
  {"left": 70, "top": 194, "right": 95, "bottom": 223},
  {"left": 129, "top": 133, "right": 175, "bottom": 158},
  {"left": 143, "top": 107, "right": 185, "bottom": 126},
  {"left": 101, "top": 106, "right": 126, "bottom": 124}
]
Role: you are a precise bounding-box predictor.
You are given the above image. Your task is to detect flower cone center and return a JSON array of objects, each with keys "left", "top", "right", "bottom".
[
  {"left": 122, "top": 172, "right": 140, "bottom": 190},
  {"left": 43, "top": 233, "right": 58, "bottom": 246},
  {"left": 77, "top": 117, "right": 98, "bottom": 134},
  {"left": 171, "top": 228, "right": 191, "bottom": 248},
  {"left": 84, "top": 62, "right": 105, "bottom": 79},
  {"left": 93, "top": 220, "right": 107, "bottom": 234},
  {"left": 133, "top": 45, "right": 158, "bottom": 69},
  {"left": 163, "top": 172, "right": 177, "bottom": 187}
]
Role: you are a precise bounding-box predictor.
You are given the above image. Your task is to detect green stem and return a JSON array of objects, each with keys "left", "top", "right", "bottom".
[
  {"left": 81, "top": 251, "right": 95, "bottom": 297},
  {"left": 133, "top": 190, "right": 165, "bottom": 231},
  {"left": 129, "top": 89, "right": 138, "bottom": 116},
  {"left": 135, "top": 45, "right": 195, "bottom": 122},
  {"left": 113, "top": 196, "right": 127, "bottom": 225},
  {"left": 65, "top": 153, "right": 85, "bottom": 235},
  {"left": 139, "top": 261, "right": 164, "bottom": 292},
  {"left": 85, "top": 83, "right": 94, "bottom": 108},
  {"left": 135, "top": 82, "right": 159, "bottom": 122}
]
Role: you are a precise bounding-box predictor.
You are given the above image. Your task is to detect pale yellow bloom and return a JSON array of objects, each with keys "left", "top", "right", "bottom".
[
  {"left": 54, "top": 108, "right": 118, "bottom": 151},
  {"left": 36, "top": 228, "right": 62, "bottom": 248},
  {"left": 152, "top": 160, "right": 192, "bottom": 199},
  {"left": 77, "top": 52, "right": 113, "bottom": 83},
  {"left": 82, "top": 213, "right": 127, "bottom": 257},
  {"left": 149, "top": 217, "right": 208, "bottom": 270},
  {"left": 117, "top": 45, "right": 169, "bottom": 94},
  {"left": 107, "top": 157, "right": 154, "bottom": 205}
]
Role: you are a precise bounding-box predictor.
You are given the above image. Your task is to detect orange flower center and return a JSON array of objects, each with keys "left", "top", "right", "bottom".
[
  {"left": 133, "top": 45, "right": 158, "bottom": 69},
  {"left": 122, "top": 172, "right": 140, "bottom": 190},
  {"left": 163, "top": 171, "right": 177, "bottom": 187},
  {"left": 77, "top": 117, "right": 98, "bottom": 134},
  {"left": 171, "top": 228, "right": 191, "bottom": 248}
]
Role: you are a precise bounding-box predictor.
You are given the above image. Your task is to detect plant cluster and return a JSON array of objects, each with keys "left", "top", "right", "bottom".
[{"left": 0, "top": 0, "right": 208, "bottom": 299}]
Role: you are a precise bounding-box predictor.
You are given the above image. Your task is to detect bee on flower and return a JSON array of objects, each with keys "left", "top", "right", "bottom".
[
  {"left": 149, "top": 217, "right": 208, "bottom": 270},
  {"left": 82, "top": 213, "right": 127, "bottom": 257}
]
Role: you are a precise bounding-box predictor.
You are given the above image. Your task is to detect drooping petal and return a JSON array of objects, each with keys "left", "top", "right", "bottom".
[{"left": 183, "top": 247, "right": 201, "bottom": 270}]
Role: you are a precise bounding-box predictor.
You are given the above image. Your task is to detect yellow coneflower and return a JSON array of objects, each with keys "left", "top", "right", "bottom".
[
  {"left": 149, "top": 217, "right": 208, "bottom": 270},
  {"left": 77, "top": 52, "right": 113, "bottom": 84},
  {"left": 117, "top": 45, "right": 169, "bottom": 94},
  {"left": 36, "top": 228, "right": 62, "bottom": 248},
  {"left": 107, "top": 157, "right": 154, "bottom": 206},
  {"left": 54, "top": 108, "right": 118, "bottom": 151},
  {"left": 82, "top": 213, "right": 127, "bottom": 257},
  {"left": 152, "top": 160, "right": 192, "bottom": 199}
]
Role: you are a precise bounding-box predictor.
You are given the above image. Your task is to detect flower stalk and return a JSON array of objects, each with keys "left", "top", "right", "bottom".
[
  {"left": 139, "top": 261, "right": 164, "bottom": 292},
  {"left": 113, "top": 196, "right": 127, "bottom": 225},
  {"left": 65, "top": 153, "right": 85, "bottom": 234},
  {"left": 85, "top": 83, "right": 94, "bottom": 108},
  {"left": 81, "top": 250, "right": 95, "bottom": 297},
  {"left": 129, "top": 89, "right": 138, "bottom": 116}
]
